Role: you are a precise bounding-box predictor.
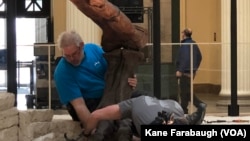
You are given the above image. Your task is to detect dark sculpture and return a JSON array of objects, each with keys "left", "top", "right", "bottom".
[{"left": 70, "top": 0, "right": 148, "bottom": 107}]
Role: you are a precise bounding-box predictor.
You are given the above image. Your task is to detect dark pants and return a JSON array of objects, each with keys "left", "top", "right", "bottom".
[{"left": 179, "top": 75, "right": 204, "bottom": 114}]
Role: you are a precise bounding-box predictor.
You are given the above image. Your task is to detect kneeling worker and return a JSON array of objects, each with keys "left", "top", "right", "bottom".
[{"left": 83, "top": 95, "right": 207, "bottom": 137}]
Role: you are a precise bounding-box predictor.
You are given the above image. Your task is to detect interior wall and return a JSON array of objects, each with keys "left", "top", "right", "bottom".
[
  {"left": 180, "top": 0, "right": 221, "bottom": 85},
  {"left": 143, "top": 0, "right": 172, "bottom": 63},
  {"left": 53, "top": 0, "right": 66, "bottom": 57}
]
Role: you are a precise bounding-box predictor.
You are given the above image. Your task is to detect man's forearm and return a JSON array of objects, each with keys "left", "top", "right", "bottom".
[
  {"left": 93, "top": 104, "right": 122, "bottom": 120},
  {"left": 84, "top": 104, "right": 122, "bottom": 134},
  {"left": 70, "top": 98, "right": 91, "bottom": 127}
]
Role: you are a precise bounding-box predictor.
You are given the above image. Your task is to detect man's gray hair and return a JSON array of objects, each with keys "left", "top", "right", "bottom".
[{"left": 57, "top": 30, "right": 83, "bottom": 49}]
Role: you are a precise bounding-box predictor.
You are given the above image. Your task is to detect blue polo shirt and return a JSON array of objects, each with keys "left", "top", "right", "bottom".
[{"left": 54, "top": 43, "right": 107, "bottom": 105}]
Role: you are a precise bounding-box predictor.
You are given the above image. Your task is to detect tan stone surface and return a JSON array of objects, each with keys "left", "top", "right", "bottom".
[
  {"left": 0, "top": 92, "right": 15, "bottom": 111},
  {"left": 0, "top": 114, "right": 18, "bottom": 130},
  {"left": 19, "top": 122, "right": 52, "bottom": 141},
  {"left": 32, "top": 133, "right": 55, "bottom": 141},
  {"left": 51, "top": 119, "right": 82, "bottom": 139},
  {"left": 50, "top": 132, "right": 66, "bottom": 141},
  {"left": 0, "top": 107, "right": 18, "bottom": 120},
  {"left": 0, "top": 126, "right": 18, "bottom": 141},
  {"left": 48, "top": 115, "right": 82, "bottom": 140},
  {"left": 19, "top": 109, "right": 54, "bottom": 127}
]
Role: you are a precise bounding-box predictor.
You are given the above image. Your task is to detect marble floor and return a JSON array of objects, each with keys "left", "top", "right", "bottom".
[{"left": 195, "top": 93, "right": 250, "bottom": 124}]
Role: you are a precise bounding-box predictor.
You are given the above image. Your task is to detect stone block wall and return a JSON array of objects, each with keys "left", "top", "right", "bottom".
[
  {"left": 0, "top": 92, "right": 82, "bottom": 141},
  {"left": 0, "top": 92, "right": 18, "bottom": 141}
]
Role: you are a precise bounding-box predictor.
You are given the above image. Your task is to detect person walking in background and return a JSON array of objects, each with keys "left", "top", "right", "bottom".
[{"left": 175, "top": 28, "right": 206, "bottom": 114}]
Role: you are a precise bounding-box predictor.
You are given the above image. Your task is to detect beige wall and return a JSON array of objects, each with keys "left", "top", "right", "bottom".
[
  {"left": 160, "top": 0, "right": 172, "bottom": 63},
  {"left": 65, "top": 0, "right": 102, "bottom": 44},
  {"left": 180, "top": 0, "right": 221, "bottom": 85},
  {"left": 143, "top": 0, "right": 172, "bottom": 63},
  {"left": 52, "top": 0, "right": 66, "bottom": 57}
]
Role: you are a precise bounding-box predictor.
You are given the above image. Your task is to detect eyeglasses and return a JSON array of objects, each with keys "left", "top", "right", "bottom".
[{"left": 63, "top": 47, "right": 81, "bottom": 59}]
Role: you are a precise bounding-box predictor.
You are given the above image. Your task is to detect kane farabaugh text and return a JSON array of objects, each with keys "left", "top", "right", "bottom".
[{"left": 145, "top": 129, "right": 217, "bottom": 138}]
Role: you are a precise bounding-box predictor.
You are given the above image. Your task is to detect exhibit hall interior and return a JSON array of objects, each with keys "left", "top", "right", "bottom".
[{"left": 0, "top": 0, "right": 250, "bottom": 140}]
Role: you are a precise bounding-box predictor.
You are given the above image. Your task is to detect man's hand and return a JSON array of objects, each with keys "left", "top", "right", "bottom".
[
  {"left": 149, "top": 111, "right": 174, "bottom": 125},
  {"left": 128, "top": 74, "right": 137, "bottom": 89},
  {"left": 83, "top": 114, "right": 98, "bottom": 136}
]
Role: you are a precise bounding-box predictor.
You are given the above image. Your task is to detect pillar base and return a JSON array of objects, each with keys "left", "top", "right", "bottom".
[
  {"left": 228, "top": 104, "right": 239, "bottom": 116},
  {"left": 216, "top": 96, "right": 250, "bottom": 107}
]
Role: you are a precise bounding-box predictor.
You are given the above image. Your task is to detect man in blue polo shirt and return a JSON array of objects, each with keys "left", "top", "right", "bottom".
[{"left": 54, "top": 31, "right": 137, "bottom": 141}]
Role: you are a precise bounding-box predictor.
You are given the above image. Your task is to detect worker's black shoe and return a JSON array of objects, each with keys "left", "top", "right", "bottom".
[
  {"left": 196, "top": 103, "right": 207, "bottom": 124},
  {"left": 185, "top": 103, "right": 207, "bottom": 125}
]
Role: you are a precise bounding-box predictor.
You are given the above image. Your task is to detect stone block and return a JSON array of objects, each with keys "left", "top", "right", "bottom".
[
  {"left": 51, "top": 132, "right": 67, "bottom": 141},
  {"left": 0, "top": 126, "right": 18, "bottom": 141},
  {"left": 0, "top": 107, "right": 18, "bottom": 120},
  {"left": 19, "top": 109, "right": 54, "bottom": 128},
  {"left": 0, "top": 114, "right": 18, "bottom": 130},
  {"left": 51, "top": 119, "right": 82, "bottom": 135},
  {"left": 32, "top": 133, "right": 55, "bottom": 141},
  {"left": 19, "top": 122, "right": 52, "bottom": 141},
  {"left": 0, "top": 92, "right": 15, "bottom": 111},
  {"left": 51, "top": 119, "right": 82, "bottom": 140}
]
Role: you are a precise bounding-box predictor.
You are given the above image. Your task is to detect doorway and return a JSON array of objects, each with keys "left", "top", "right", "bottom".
[{"left": 0, "top": 18, "right": 48, "bottom": 110}]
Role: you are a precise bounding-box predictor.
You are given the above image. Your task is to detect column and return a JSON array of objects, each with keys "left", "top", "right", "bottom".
[
  {"left": 218, "top": 0, "right": 250, "bottom": 106},
  {"left": 66, "top": 1, "right": 102, "bottom": 44}
]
